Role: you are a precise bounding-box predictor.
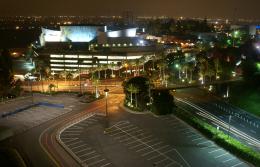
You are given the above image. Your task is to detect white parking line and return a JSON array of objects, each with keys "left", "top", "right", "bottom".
[
  {"left": 146, "top": 153, "right": 161, "bottom": 159},
  {"left": 231, "top": 162, "right": 244, "bottom": 167},
  {"left": 223, "top": 157, "right": 235, "bottom": 163},
  {"left": 124, "top": 127, "right": 138, "bottom": 132},
  {"left": 183, "top": 131, "right": 194, "bottom": 134},
  {"left": 79, "top": 151, "right": 96, "bottom": 158},
  {"left": 142, "top": 150, "right": 156, "bottom": 156},
  {"left": 67, "top": 140, "right": 83, "bottom": 147},
  {"left": 87, "top": 158, "right": 106, "bottom": 166},
  {"left": 215, "top": 152, "right": 228, "bottom": 158},
  {"left": 75, "top": 147, "right": 92, "bottom": 154},
  {"left": 130, "top": 143, "right": 144, "bottom": 149},
  {"left": 209, "top": 148, "right": 222, "bottom": 153},
  {"left": 71, "top": 144, "right": 88, "bottom": 150},
  {"left": 200, "top": 144, "right": 215, "bottom": 149},
  {"left": 82, "top": 154, "right": 101, "bottom": 161},
  {"left": 192, "top": 137, "right": 204, "bottom": 141},
  {"left": 62, "top": 138, "right": 79, "bottom": 143},
  {"left": 187, "top": 134, "right": 199, "bottom": 138},
  {"left": 100, "top": 163, "right": 111, "bottom": 167},
  {"left": 154, "top": 158, "right": 168, "bottom": 164},
  {"left": 197, "top": 141, "right": 211, "bottom": 145},
  {"left": 163, "top": 148, "right": 175, "bottom": 154}
]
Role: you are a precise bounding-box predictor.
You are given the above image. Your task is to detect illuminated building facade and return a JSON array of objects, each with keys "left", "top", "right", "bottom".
[{"left": 36, "top": 25, "right": 158, "bottom": 72}]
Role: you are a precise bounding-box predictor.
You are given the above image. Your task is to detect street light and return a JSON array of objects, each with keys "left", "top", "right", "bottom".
[{"left": 104, "top": 87, "right": 109, "bottom": 117}]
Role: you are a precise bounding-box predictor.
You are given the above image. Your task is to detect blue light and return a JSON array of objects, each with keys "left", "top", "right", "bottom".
[{"left": 256, "top": 25, "right": 260, "bottom": 29}]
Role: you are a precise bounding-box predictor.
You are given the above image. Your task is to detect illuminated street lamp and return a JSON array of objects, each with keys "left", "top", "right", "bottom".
[{"left": 104, "top": 88, "right": 109, "bottom": 117}]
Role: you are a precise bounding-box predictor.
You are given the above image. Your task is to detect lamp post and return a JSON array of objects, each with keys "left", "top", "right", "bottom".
[
  {"left": 104, "top": 88, "right": 109, "bottom": 117},
  {"left": 228, "top": 115, "right": 232, "bottom": 140}
]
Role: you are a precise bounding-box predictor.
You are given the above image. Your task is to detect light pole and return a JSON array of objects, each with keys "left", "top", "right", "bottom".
[
  {"left": 228, "top": 115, "right": 232, "bottom": 140},
  {"left": 104, "top": 88, "right": 109, "bottom": 117}
]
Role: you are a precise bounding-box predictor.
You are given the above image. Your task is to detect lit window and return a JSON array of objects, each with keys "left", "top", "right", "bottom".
[
  {"left": 50, "top": 59, "right": 64, "bottom": 63},
  {"left": 65, "top": 55, "right": 78, "bottom": 58},
  {"left": 79, "top": 55, "right": 92, "bottom": 59},
  {"left": 50, "top": 54, "right": 63, "bottom": 58},
  {"left": 65, "top": 64, "right": 78, "bottom": 67},
  {"left": 51, "top": 68, "right": 64, "bottom": 71},
  {"left": 64, "top": 60, "right": 78, "bottom": 63},
  {"left": 50, "top": 64, "right": 64, "bottom": 67}
]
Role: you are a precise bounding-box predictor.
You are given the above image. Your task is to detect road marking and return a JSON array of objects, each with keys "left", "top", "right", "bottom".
[
  {"left": 82, "top": 154, "right": 101, "bottom": 161},
  {"left": 71, "top": 144, "right": 88, "bottom": 150},
  {"left": 74, "top": 147, "right": 92, "bottom": 154},
  {"left": 163, "top": 148, "right": 175, "bottom": 154},
  {"left": 200, "top": 144, "right": 215, "bottom": 149},
  {"left": 154, "top": 158, "right": 168, "bottom": 164},
  {"left": 62, "top": 138, "right": 79, "bottom": 143},
  {"left": 197, "top": 141, "right": 211, "bottom": 145},
  {"left": 183, "top": 131, "right": 194, "bottom": 134},
  {"left": 192, "top": 137, "right": 203, "bottom": 141},
  {"left": 147, "top": 154, "right": 161, "bottom": 160},
  {"left": 79, "top": 151, "right": 96, "bottom": 158},
  {"left": 87, "top": 158, "right": 106, "bottom": 166},
  {"left": 130, "top": 143, "right": 144, "bottom": 149},
  {"left": 231, "top": 162, "right": 244, "bottom": 167},
  {"left": 142, "top": 150, "right": 156, "bottom": 156},
  {"left": 209, "top": 148, "right": 222, "bottom": 153},
  {"left": 187, "top": 134, "right": 198, "bottom": 138},
  {"left": 67, "top": 140, "right": 82, "bottom": 146},
  {"left": 223, "top": 157, "right": 235, "bottom": 163},
  {"left": 215, "top": 152, "right": 228, "bottom": 158},
  {"left": 100, "top": 163, "right": 111, "bottom": 167}
]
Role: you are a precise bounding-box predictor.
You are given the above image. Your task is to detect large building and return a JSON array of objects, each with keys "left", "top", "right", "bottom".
[{"left": 36, "top": 25, "right": 160, "bottom": 73}]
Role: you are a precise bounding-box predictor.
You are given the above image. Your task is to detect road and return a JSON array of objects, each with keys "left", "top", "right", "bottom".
[{"left": 173, "top": 88, "right": 260, "bottom": 151}]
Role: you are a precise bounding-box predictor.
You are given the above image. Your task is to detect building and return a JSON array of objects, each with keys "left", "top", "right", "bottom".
[{"left": 35, "top": 25, "right": 160, "bottom": 73}]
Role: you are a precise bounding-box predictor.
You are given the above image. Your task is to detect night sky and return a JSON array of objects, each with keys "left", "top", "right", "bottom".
[{"left": 1, "top": 0, "right": 260, "bottom": 19}]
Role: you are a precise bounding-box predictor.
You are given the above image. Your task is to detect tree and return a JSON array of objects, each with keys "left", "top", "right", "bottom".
[
  {"left": 92, "top": 78, "right": 100, "bottom": 98},
  {"left": 0, "top": 49, "right": 13, "bottom": 97},
  {"left": 126, "top": 84, "right": 135, "bottom": 105}
]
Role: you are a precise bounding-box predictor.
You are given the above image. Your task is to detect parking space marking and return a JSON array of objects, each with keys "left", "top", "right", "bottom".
[
  {"left": 223, "top": 157, "right": 235, "bottom": 163},
  {"left": 82, "top": 154, "right": 101, "bottom": 161},
  {"left": 106, "top": 122, "right": 190, "bottom": 167},
  {"left": 231, "top": 162, "right": 244, "bottom": 167},
  {"left": 100, "top": 163, "right": 111, "bottom": 167},
  {"left": 74, "top": 147, "right": 92, "bottom": 154},
  {"left": 67, "top": 140, "right": 82, "bottom": 147},
  {"left": 79, "top": 151, "right": 96, "bottom": 158},
  {"left": 197, "top": 141, "right": 211, "bottom": 145},
  {"left": 209, "top": 148, "right": 222, "bottom": 153},
  {"left": 71, "top": 143, "right": 88, "bottom": 150},
  {"left": 187, "top": 133, "right": 199, "bottom": 138},
  {"left": 215, "top": 152, "right": 228, "bottom": 158},
  {"left": 87, "top": 158, "right": 106, "bottom": 166},
  {"left": 192, "top": 137, "right": 204, "bottom": 141}
]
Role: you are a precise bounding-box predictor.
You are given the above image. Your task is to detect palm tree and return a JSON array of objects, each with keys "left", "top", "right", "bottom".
[
  {"left": 92, "top": 78, "right": 100, "bottom": 98},
  {"left": 110, "top": 62, "right": 115, "bottom": 78},
  {"left": 133, "top": 86, "right": 140, "bottom": 108},
  {"left": 126, "top": 84, "right": 135, "bottom": 105}
]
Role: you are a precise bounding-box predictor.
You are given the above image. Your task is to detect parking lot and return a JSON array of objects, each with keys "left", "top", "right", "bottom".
[
  {"left": 0, "top": 94, "right": 80, "bottom": 135},
  {"left": 0, "top": 105, "right": 71, "bottom": 134},
  {"left": 59, "top": 115, "right": 113, "bottom": 167},
  {"left": 159, "top": 115, "right": 249, "bottom": 167},
  {"left": 105, "top": 121, "right": 189, "bottom": 167}
]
